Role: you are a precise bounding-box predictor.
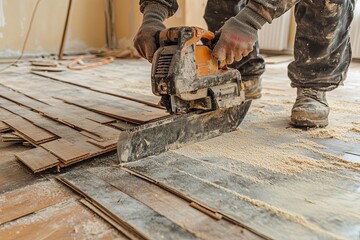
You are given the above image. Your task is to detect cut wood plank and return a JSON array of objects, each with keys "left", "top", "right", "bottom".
[
  {"left": 15, "top": 148, "right": 60, "bottom": 172},
  {"left": 58, "top": 170, "right": 198, "bottom": 240},
  {"left": 107, "top": 120, "right": 137, "bottom": 131},
  {"left": 3, "top": 116, "right": 57, "bottom": 144},
  {"left": 32, "top": 70, "right": 161, "bottom": 108},
  {"left": 0, "top": 180, "right": 72, "bottom": 225},
  {"left": 89, "top": 167, "right": 262, "bottom": 240},
  {"left": 124, "top": 156, "right": 342, "bottom": 240},
  {"left": 87, "top": 138, "right": 118, "bottom": 149},
  {"left": 41, "top": 139, "right": 89, "bottom": 163}
]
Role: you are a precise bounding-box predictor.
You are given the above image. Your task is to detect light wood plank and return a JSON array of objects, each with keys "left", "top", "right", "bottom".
[
  {"left": 41, "top": 139, "right": 89, "bottom": 163},
  {"left": 0, "top": 180, "right": 72, "bottom": 225},
  {"left": 3, "top": 116, "right": 57, "bottom": 144},
  {"left": 15, "top": 148, "right": 60, "bottom": 172}
]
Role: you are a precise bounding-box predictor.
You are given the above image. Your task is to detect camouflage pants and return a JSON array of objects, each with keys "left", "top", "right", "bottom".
[{"left": 204, "top": 0, "right": 355, "bottom": 91}]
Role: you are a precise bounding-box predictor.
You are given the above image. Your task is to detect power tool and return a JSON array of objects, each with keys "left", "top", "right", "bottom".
[{"left": 117, "top": 27, "right": 251, "bottom": 162}]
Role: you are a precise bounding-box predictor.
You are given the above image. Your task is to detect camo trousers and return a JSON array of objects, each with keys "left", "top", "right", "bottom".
[{"left": 204, "top": 0, "right": 355, "bottom": 90}]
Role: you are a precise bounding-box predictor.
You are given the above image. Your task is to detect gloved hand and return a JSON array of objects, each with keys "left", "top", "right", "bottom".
[
  {"left": 134, "top": 3, "right": 168, "bottom": 62},
  {"left": 213, "top": 7, "right": 267, "bottom": 65}
]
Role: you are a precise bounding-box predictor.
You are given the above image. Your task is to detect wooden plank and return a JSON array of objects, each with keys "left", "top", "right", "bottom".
[
  {"left": 0, "top": 121, "right": 10, "bottom": 132},
  {"left": 3, "top": 116, "right": 57, "bottom": 144},
  {"left": 55, "top": 95, "right": 168, "bottom": 124},
  {"left": 124, "top": 154, "right": 344, "bottom": 240},
  {"left": 41, "top": 139, "right": 89, "bottom": 163},
  {"left": 0, "top": 72, "right": 115, "bottom": 124},
  {"left": 58, "top": 170, "right": 199, "bottom": 240},
  {"left": 0, "top": 180, "right": 72, "bottom": 225},
  {"left": 15, "top": 148, "right": 60, "bottom": 172},
  {"left": 0, "top": 88, "right": 120, "bottom": 141},
  {"left": 90, "top": 167, "right": 262, "bottom": 240},
  {"left": 0, "top": 201, "right": 125, "bottom": 240},
  {"left": 0, "top": 72, "right": 167, "bottom": 124},
  {"left": 0, "top": 99, "right": 118, "bottom": 171},
  {"left": 107, "top": 120, "right": 137, "bottom": 131},
  {"left": 32, "top": 70, "right": 161, "bottom": 108},
  {"left": 80, "top": 199, "right": 140, "bottom": 240}
]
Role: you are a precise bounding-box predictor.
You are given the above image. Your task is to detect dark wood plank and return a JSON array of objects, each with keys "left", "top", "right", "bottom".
[
  {"left": 90, "top": 166, "right": 262, "bottom": 240},
  {"left": 15, "top": 148, "right": 60, "bottom": 172},
  {"left": 41, "top": 139, "right": 89, "bottom": 163},
  {"left": 58, "top": 170, "right": 199, "bottom": 240},
  {"left": 3, "top": 116, "right": 57, "bottom": 144},
  {"left": 124, "top": 154, "right": 346, "bottom": 240}
]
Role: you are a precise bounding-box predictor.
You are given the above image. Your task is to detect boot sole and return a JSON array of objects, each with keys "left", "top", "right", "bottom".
[{"left": 291, "top": 118, "right": 328, "bottom": 128}]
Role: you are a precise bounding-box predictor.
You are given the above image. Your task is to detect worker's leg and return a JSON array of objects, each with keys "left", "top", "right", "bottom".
[
  {"left": 289, "top": 0, "right": 355, "bottom": 127},
  {"left": 204, "top": 0, "right": 265, "bottom": 99}
]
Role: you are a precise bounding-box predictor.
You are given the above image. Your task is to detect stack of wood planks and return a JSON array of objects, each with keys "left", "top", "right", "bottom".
[{"left": 0, "top": 67, "right": 168, "bottom": 173}]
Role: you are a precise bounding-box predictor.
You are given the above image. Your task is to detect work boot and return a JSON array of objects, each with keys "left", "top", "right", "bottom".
[
  {"left": 291, "top": 88, "right": 329, "bottom": 128},
  {"left": 243, "top": 77, "right": 262, "bottom": 99}
]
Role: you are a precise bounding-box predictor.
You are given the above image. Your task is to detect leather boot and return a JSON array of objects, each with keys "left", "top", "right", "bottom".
[{"left": 291, "top": 88, "right": 329, "bottom": 128}]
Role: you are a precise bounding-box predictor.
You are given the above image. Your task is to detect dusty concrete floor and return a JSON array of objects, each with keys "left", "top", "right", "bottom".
[{"left": 0, "top": 58, "right": 359, "bottom": 239}]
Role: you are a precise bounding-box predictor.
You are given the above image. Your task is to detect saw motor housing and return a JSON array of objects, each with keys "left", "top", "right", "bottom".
[{"left": 151, "top": 27, "right": 245, "bottom": 114}]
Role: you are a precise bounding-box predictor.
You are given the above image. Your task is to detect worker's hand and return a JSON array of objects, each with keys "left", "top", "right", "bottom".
[
  {"left": 213, "top": 30, "right": 255, "bottom": 65},
  {"left": 134, "top": 25, "right": 165, "bottom": 62},
  {"left": 212, "top": 7, "right": 267, "bottom": 65},
  {"left": 133, "top": 3, "right": 168, "bottom": 63}
]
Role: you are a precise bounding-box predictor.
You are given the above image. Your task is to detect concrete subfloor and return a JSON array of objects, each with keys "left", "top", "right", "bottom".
[{"left": 0, "top": 57, "right": 359, "bottom": 239}]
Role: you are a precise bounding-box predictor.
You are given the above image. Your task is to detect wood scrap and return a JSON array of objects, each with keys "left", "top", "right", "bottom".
[
  {"left": 0, "top": 132, "right": 24, "bottom": 143},
  {"left": 30, "top": 60, "right": 58, "bottom": 67},
  {"left": 31, "top": 66, "right": 65, "bottom": 72},
  {"left": 15, "top": 148, "right": 60, "bottom": 173}
]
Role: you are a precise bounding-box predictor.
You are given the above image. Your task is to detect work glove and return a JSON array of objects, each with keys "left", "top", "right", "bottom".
[
  {"left": 213, "top": 7, "right": 267, "bottom": 65},
  {"left": 134, "top": 3, "right": 168, "bottom": 62}
]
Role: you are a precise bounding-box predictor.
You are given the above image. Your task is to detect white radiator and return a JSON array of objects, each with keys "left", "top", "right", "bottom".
[
  {"left": 350, "top": 2, "right": 360, "bottom": 59},
  {"left": 258, "top": 11, "right": 291, "bottom": 51}
]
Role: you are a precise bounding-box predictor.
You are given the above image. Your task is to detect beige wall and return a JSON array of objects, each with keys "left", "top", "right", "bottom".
[{"left": 0, "top": 0, "right": 106, "bottom": 57}]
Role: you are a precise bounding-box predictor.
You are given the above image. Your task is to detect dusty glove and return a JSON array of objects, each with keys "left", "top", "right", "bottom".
[
  {"left": 213, "top": 7, "right": 267, "bottom": 65},
  {"left": 134, "top": 3, "right": 168, "bottom": 62}
]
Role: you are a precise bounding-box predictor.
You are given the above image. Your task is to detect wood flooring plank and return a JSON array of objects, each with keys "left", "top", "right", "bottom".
[
  {"left": 0, "top": 87, "right": 120, "bottom": 141},
  {"left": 58, "top": 170, "right": 199, "bottom": 240},
  {"left": 41, "top": 139, "right": 89, "bottom": 163},
  {"left": 0, "top": 180, "right": 73, "bottom": 225},
  {"left": 0, "top": 201, "right": 125, "bottom": 240},
  {"left": 0, "top": 72, "right": 115, "bottom": 124},
  {"left": 0, "top": 121, "right": 10, "bottom": 132},
  {"left": 32, "top": 70, "right": 161, "bottom": 108},
  {"left": 15, "top": 148, "right": 60, "bottom": 172},
  {"left": 3, "top": 116, "right": 57, "bottom": 144},
  {"left": 124, "top": 156, "right": 343, "bottom": 240},
  {"left": 0, "top": 71, "right": 167, "bottom": 124},
  {"left": 90, "top": 167, "right": 261, "bottom": 240}
]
